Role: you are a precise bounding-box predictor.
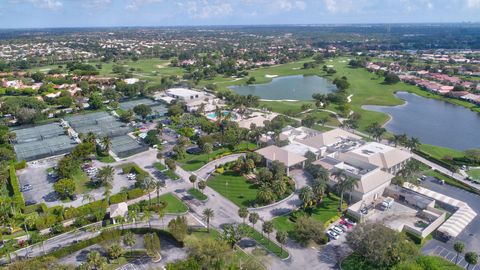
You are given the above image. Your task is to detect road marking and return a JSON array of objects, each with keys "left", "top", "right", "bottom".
[{"left": 439, "top": 248, "right": 449, "bottom": 257}]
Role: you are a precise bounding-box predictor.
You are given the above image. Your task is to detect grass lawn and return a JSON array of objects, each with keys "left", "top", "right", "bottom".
[
  {"left": 153, "top": 162, "right": 167, "bottom": 171},
  {"left": 419, "top": 144, "right": 465, "bottom": 160},
  {"left": 342, "top": 253, "right": 463, "bottom": 270},
  {"left": 259, "top": 100, "right": 315, "bottom": 115},
  {"left": 272, "top": 194, "right": 343, "bottom": 233},
  {"left": 468, "top": 169, "right": 480, "bottom": 181},
  {"left": 71, "top": 170, "right": 92, "bottom": 194},
  {"left": 97, "top": 153, "right": 116, "bottom": 163},
  {"left": 178, "top": 141, "right": 256, "bottom": 171},
  {"left": 301, "top": 110, "right": 341, "bottom": 126},
  {"left": 157, "top": 193, "right": 188, "bottom": 214},
  {"left": 207, "top": 171, "right": 258, "bottom": 207},
  {"left": 187, "top": 188, "right": 208, "bottom": 201},
  {"left": 163, "top": 169, "right": 180, "bottom": 180},
  {"left": 243, "top": 225, "right": 289, "bottom": 259}
]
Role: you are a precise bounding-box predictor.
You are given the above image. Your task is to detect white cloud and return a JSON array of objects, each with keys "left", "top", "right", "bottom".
[
  {"left": 10, "top": 0, "right": 63, "bottom": 10},
  {"left": 277, "top": 0, "right": 306, "bottom": 11},
  {"left": 125, "top": 0, "right": 163, "bottom": 10},
  {"left": 323, "top": 0, "right": 357, "bottom": 13},
  {"left": 183, "top": 0, "right": 233, "bottom": 19},
  {"left": 467, "top": 0, "right": 480, "bottom": 8},
  {"left": 83, "top": 0, "right": 112, "bottom": 9}
]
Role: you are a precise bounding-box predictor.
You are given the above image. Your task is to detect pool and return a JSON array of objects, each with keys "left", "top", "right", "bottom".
[{"left": 206, "top": 111, "right": 237, "bottom": 120}]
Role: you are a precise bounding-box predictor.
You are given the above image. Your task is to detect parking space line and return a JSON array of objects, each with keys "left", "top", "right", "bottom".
[
  {"left": 439, "top": 248, "right": 449, "bottom": 257},
  {"left": 445, "top": 252, "right": 456, "bottom": 261},
  {"left": 432, "top": 246, "right": 443, "bottom": 255}
]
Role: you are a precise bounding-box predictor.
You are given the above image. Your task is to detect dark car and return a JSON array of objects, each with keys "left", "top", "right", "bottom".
[
  {"left": 25, "top": 200, "right": 37, "bottom": 206},
  {"left": 186, "top": 147, "right": 202, "bottom": 154}
]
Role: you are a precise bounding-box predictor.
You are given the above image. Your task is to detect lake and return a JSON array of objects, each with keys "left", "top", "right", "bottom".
[
  {"left": 363, "top": 92, "right": 480, "bottom": 151},
  {"left": 229, "top": 75, "right": 336, "bottom": 100}
]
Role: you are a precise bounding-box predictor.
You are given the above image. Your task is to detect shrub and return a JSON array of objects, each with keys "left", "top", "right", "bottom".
[
  {"left": 127, "top": 188, "right": 145, "bottom": 200},
  {"left": 9, "top": 165, "right": 25, "bottom": 209},
  {"left": 23, "top": 204, "right": 43, "bottom": 214},
  {"left": 110, "top": 193, "right": 128, "bottom": 204},
  {"left": 121, "top": 163, "right": 147, "bottom": 176},
  {"left": 14, "top": 160, "right": 27, "bottom": 170},
  {"left": 215, "top": 167, "right": 224, "bottom": 174}
]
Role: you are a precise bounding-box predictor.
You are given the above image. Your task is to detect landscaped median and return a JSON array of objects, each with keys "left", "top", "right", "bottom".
[
  {"left": 187, "top": 188, "right": 208, "bottom": 201},
  {"left": 153, "top": 162, "right": 179, "bottom": 180},
  {"left": 130, "top": 193, "right": 188, "bottom": 214},
  {"left": 242, "top": 225, "right": 289, "bottom": 259},
  {"left": 272, "top": 194, "right": 344, "bottom": 233}
]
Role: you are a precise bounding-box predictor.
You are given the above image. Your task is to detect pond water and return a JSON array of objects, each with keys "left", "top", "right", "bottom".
[
  {"left": 229, "top": 75, "right": 336, "bottom": 100},
  {"left": 363, "top": 92, "right": 480, "bottom": 150}
]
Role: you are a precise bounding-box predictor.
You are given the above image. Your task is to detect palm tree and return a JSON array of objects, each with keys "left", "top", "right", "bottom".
[
  {"left": 299, "top": 186, "right": 314, "bottom": 208},
  {"left": 128, "top": 209, "right": 138, "bottom": 227},
  {"left": 157, "top": 208, "right": 165, "bottom": 227},
  {"left": 337, "top": 176, "right": 359, "bottom": 211},
  {"left": 276, "top": 231, "right": 288, "bottom": 256},
  {"left": 312, "top": 177, "right": 327, "bottom": 203},
  {"left": 202, "top": 208, "right": 214, "bottom": 232},
  {"left": 85, "top": 132, "right": 96, "bottom": 144},
  {"left": 87, "top": 250, "right": 107, "bottom": 269},
  {"left": 143, "top": 210, "right": 153, "bottom": 228},
  {"left": 142, "top": 177, "right": 155, "bottom": 206},
  {"left": 123, "top": 231, "right": 136, "bottom": 253},
  {"left": 96, "top": 166, "right": 115, "bottom": 187},
  {"left": 407, "top": 137, "right": 421, "bottom": 151},
  {"left": 103, "top": 187, "right": 112, "bottom": 204},
  {"left": 238, "top": 207, "right": 249, "bottom": 224},
  {"left": 262, "top": 220, "right": 274, "bottom": 243},
  {"left": 257, "top": 184, "right": 275, "bottom": 204},
  {"left": 465, "top": 252, "right": 478, "bottom": 270},
  {"left": 249, "top": 212, "right": 259, "bottom": 230},
  {"left": 272, "top": 180, "right": 287, "bottom": 197},
  {"left": 155, "top": 181, "right": 162, "bottom": 204},
  {"left": 454, "top": 241, "right": 465, "bottom": 264},
  {"left": 101, "top": 136, "right": 112, "bottom": 153}
]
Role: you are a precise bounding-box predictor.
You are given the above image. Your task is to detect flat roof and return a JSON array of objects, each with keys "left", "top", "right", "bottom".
[
  {"left": 119, "top": 98, "right": 157, "bottom": 111},
  {"left": 166, "top": 88, "right": 203, "bottom": 97}
]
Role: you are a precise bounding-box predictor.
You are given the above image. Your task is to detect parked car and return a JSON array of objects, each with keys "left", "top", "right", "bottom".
[
  {"left": 326, "top": 230, "right": 339, "bottom": 240},
  {"left": 340, "top": 220, "right": 353, "bottom": 229},
  {"left": 186, "top": 147, "right": 202, "bottom": 154},
  {"left": 343, "top": 217, "right": 357, "bottom": 226},
  {"left": 331, "top": 226, "right": 343, "bottom": 234},
  {"left": 338, "top": 224, "right": 348, "bottom": 231},
  {"left": 334, "top": 225, "right": 346, "bottom": 233}
]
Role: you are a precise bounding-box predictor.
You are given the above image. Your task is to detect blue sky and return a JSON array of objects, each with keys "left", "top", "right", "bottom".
[{"left": 1, "top": 0, "right": 480, "bottom": 28}]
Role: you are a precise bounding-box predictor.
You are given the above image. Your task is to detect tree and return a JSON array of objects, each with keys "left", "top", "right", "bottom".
[
  {"left": 406, "top": 137, "right": 421, "bottom": 151},
  {"left": 53, "top": 178, "right": 76, "bottom": 199},
  {"left": 123, "top": 231, "right": 136, "bottom": 253},
  {"left": 299, "top": 186, "right": 314, "bottom": 208},
  {"left": 198, "top": 180, "right": 207, "bottom": 194},
  {"left": 466, "top": 252, "right": 478, "bottom": 270},
  {"left": 88, "top": 93, "right": 103, "bottom": 110},
  {"left": 189, "top": 174, "right": 197, "bottom": 188},
  {"left": 144, "top": 233, "right": 161, "bottom": 259},
  {"left": 384, "top": 72, "right": 400, "bottom": 84},
  {"left": 168, "top": 216, "right": 188, "bottom": 242},
  {"left": 119, "top": 109, "right": 134, "bottom": 123},
  {"left": 202, "top": 143, "right": 213, "bottom": 161},
  {"left": 202, "top": 208, "right": 214, "bottom": 232},
  {"left": 238, "top": 207, "right": 249, "bottom": 224},
  {"left": 101, "top": 136, "right": 112, "bottom": 153},
  {"left": 23, "top": 212, "right": 38, "bottom": 237},
  {"left": 276, "top": 231, "right": 288, "bottom": 255},
  {"left": 221, "top": 224, "right": 245, "bottom": 248},
  {"left": 454, "top": 241, "right": 465, "bottom": 264},
  {"left": 256, "top": 184, "right": 275, "bottom": 204},
  {"left": 262, "top": 220, "right": 274, "bottom": 242},
  {"left": 249, "top": 212, "right": 259, "bottom": 230},
  {"left": 291, "top": 216, "right": 324, "bottom": 246},
  {"left": 272, "top": 180, "right": 287, "bottom": 198},
  {"left": 133, "top": 104, "right": 152, "bottom": 119},
  {"left": 96, "top": 166, "right": 115, "bottom": 187},
  {"left": 301, "top": 115, "right": 316, "bottom": 128},
  {"left": 86, "top": 250, "right": 107, "bottom": 269},
  {"left": 107, "top": 244, "right": 124, "bottom": 261},
  {"left": 346, "top": 222, "right": 418, "bottom": 268},
  {"left": 337, "top": 176, "right": 359, "bottom": 211},
  {"left": 165, "top": 158, "right": 176, "bottom": 172},
  {"left": 187, "top": 237, "right": 232, "bottom": 269}
]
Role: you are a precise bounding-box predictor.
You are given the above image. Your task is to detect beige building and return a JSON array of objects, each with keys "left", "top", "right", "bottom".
[{"left": 255, "top": 145, "right": 307, "bottom": 176}]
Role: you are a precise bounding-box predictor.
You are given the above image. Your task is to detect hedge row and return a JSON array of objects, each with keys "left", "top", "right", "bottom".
[
  {"left": 414, "top": 150, "right": 456, "bottom": 171},
  {"left": 9, "top": 165, "right": 25, "bottom": 209},
  {"left": 121, "top": 163, "right": 148, "bottom": 176}
]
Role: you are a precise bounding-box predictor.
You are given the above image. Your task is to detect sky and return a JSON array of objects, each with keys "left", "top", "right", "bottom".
[{"left": 1, "top": 0, "right": 480, "bottom": 29}]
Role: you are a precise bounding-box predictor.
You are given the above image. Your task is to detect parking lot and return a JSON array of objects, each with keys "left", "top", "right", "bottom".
[
  {"left": 17, "top": 156, "right": 61, "bottom": 205},
  {"left": 116, "top": 256, "right": 154, "bottom": 270},
  {"left": 421, "top": 176, "right": 480, "bottom": 268},
  {"left": 431, "top": 246, "right": 478, "bottom": 270}
]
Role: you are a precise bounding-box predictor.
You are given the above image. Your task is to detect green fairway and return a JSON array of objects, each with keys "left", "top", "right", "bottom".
[
  {"left": 468, "top": 169, "right": 480, "bottom": 181},
  {"left": 419, "top": 144, "right": 465, "bottom": 160},
  {"left": 272, "top": 194, "right": 342, "bottom": 233},
  {"left": 178, "top": 141, "right": 256, "bottom": 171},
  {"left": 157, "top": 193, "right": 188, "bottom": 214},
  {"left": 207, "top": 171, "right": 258, "bottom": 207}
]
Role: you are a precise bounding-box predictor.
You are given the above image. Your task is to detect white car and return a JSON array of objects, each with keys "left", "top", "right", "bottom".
[
  {"left": 331, "top": 226, "right": 343, "bottom": 234},
  {"left": 326, "top": 230, "right": 339, "bottom": 240}
]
